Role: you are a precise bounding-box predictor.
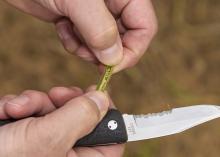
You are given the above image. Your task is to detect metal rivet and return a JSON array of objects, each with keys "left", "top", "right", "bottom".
[{"left": 108, "top": 120, "right": 118, "bottom": 130}]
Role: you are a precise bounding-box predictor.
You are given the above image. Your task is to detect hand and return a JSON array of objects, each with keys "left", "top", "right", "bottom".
[
  {"left": 0, "top": 87, "right": 124, "bottom": 157},
  {"left": 5, "top": 0, "right": 157, "bottom": 72}
]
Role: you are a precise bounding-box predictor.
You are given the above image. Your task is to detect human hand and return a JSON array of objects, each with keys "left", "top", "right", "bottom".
[
  {"left": 5, "top": 0, "right": 157, "bottom": 72},
  {"left": 0, "top": 87, "right": 124, "bottom": 157}
]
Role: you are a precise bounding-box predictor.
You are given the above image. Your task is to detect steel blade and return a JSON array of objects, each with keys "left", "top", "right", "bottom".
[{"left": 123, "top": 105, "right": 220, "bottom": 142}]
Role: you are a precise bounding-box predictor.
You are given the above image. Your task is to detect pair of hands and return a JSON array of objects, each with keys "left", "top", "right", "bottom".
[{"left": 2, "top": 0, "right": 158, "bottom": 156}]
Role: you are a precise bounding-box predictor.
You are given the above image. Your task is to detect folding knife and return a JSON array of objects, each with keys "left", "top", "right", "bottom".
[{"left": 0, "top": 105, "right": 220, "bottom": 147}]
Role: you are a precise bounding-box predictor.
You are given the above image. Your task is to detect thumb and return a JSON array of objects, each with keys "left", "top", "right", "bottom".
[
  {"left": 54, "top": 0, "right": 123, "bottom": 65},
  {"left": 31, "top": 91, "right": 109, "bottom": 149}
]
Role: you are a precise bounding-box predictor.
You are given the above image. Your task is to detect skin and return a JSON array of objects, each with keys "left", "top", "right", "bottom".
[
  {"left": 5, "top": 0, "right": 158, "bottom": 72},
  {"left": 1, "top": 0, "right": 158, "bottom": 156},
  {"left": 0, "top": 86, "right": 125, "bottom": 157}
]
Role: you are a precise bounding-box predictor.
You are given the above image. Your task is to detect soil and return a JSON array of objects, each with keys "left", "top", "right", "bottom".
[{"left": 0, "top": 1, "right": 220, "bottom": 157}]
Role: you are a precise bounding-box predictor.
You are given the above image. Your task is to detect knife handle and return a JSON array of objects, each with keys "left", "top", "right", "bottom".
[
  {"left": 75, "top": 109, "right": 128, "bottom": 146},
  {"left": 0, "top": 109, "right": 128, "bottom": 147}
]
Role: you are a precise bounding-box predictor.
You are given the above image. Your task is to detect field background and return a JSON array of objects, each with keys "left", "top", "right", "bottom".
[{"left": 1, "top": 0, "right": 220, "bottom": 157}]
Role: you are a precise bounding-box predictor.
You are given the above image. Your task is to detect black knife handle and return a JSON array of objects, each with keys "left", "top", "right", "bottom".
[
  {"left": 0, "top": 109, "right": 128, "bottom": 147},
  {"left": 75, "top": 109, "right": 128, "bottom": 146}
]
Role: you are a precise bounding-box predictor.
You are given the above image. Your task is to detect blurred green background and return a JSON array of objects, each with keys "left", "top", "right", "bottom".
[{"left": 1, "top": 0, "right": 220, "bottom": 157}]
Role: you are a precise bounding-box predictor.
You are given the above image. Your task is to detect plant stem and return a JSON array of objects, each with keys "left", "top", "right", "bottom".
[{"left": 96, "top": 66, "right": 114, "bottom": 92}]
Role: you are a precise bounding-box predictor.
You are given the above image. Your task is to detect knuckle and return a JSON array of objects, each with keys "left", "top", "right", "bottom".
[{"left": 88, "top": 25, "right": 118, "bottom": 49}]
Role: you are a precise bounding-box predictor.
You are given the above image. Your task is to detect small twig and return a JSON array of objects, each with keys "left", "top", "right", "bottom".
[{"left": 96, "top": 66, "right": 114, "bottom": 92}]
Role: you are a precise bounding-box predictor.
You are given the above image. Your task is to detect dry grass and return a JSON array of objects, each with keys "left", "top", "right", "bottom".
[{"left": 0, "top": 0, "right": 220, "bottom": 156}]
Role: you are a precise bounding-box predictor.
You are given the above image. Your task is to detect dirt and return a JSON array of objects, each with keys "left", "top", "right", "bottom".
[{"left": 0, "top": 0, "right": 220, "bottom": 157}]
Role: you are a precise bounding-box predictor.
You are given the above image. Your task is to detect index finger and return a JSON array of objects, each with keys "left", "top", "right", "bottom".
[
  {"left": 107, "top": 0, "right": 158, "bottom": 72},
  {"left": 73, "top": 144, "right": 125, "bottom": 157}
]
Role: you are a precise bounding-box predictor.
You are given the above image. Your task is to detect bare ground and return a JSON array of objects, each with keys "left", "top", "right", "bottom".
[{"left": 0, "top": 0, "right": 220, "bottom": 157}]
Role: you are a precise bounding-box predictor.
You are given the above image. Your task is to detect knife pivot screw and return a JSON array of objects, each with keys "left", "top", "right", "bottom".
[{"left": 108, "top": 120, "right": 118, "bottom": 130}]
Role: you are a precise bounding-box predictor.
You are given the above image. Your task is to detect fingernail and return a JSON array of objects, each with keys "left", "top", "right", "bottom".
[
  {"left": 86, "top": 91, "right": 109, "bottom": 115},
  {"left": 7, "top": 95, "right": 29, "bottom": 107},
  {"left": 57, "top": 22, "right": 72, "bottom": 41},
  {"left": 94, "top": 37, "right": 123, "bottom": 65}
]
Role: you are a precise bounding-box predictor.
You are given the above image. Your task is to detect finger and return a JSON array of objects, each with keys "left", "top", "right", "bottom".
[
  {"left": 94, "top": 144, "right": 125, "bottom": 157},
  {"left": 107, "top": 0, "right": 157, "bottom": 35},
  {"left": 66, "top": 150, "right": 77, "bottom": 157},
  {"left": 72, "top": 26, "right": 85, "bottom": 43},
  {"left": 105, "top": 92, "right": 116, "bottom": 109},
  {"left": 31, "top": 91, "right": 109, "bottom": 149},
  {"left": 56, "top": 19, "right": 99, "bottom": 63},
  {"left": 85, "top": 85, "right": 97, "bottom": 93},
  {"left": 98, "top": 64, "right": 106, "bottom": 74},
  {"left": 55, "top": 18, "right": 80, "bottom": 53},
  {"left": 75, "top": 46, "right": 99, "bottom": 63},
  {"left": 56, "top": 0, "right": 123, "bottom": 65},
  {"left": 105, "top": 0, "right": 129, "bottom": 17},
  {"left": 48, "top": 86, "right": 83, "bottom": 108},
  {"left": 116, "top": 18, "right": 127, "bottom": 34},
  {"left": 107, "top": 0, "right": 158, "bottom": 72},
  {"left": 4, "top": 90, "right": 55, "bottom": 119},
  {"left": 113, "top": 48, "right": 140, "bottom": 73},
  {"left": 6, "top": 0, "right": 59, "bottom": 22},
  {"left": 0, "top": 95, "right": 17, "bottom": 119},
  {"left": 73, "top": 144, "right": 125, "bottom": 157},
  {"left": 73, "top": 147, "right": 104, "bottom": 157},
  {"left": 74, "top": 147, "right": 105, "bottom": 157}
]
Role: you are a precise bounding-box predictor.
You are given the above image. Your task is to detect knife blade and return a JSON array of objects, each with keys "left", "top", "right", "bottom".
[
  {"left": 123, "top": 105, "right": 220, "bottom": 142},
  {"left": 0, "top": 105, "right": 220, "bottom": 147}
]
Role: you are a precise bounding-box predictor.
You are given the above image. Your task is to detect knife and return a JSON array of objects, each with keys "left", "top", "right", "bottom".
[{"left": 0, "top": 105, "right": 220, "bottom": 147}]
